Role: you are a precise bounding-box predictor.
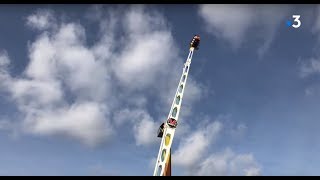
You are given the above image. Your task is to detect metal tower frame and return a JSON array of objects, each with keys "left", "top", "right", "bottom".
[{"left": 153, "top": 35, "right": 200, "bottom": 176}]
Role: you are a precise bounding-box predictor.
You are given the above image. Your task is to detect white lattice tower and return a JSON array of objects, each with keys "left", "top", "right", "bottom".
[{"left": 153, "top": 46, "right": 196, "bottom": 176}]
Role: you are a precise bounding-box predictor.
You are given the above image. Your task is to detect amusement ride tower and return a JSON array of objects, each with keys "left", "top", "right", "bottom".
[{"left": 153, "top": 35, "right": 201, "bottom": 176}]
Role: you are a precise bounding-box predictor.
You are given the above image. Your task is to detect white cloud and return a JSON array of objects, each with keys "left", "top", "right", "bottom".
[
  {"left": 0, "top": 51, "right": 9, "bottom": 71},
  {"left": 173, "top": 121, "right": 222, "bottom": 167},
  {"left": 245, "top": 167, "right": 261, "bottom": 176},
  {"left": 0, "top": 6, "right": 207, "bottom": 147},
  {"left": 115, "top": 31, "right": 175, "bottom": 89},
  {"left": 133, "top": 118, "right": 158, "bottom": 146},
  {"left": 123, "top": 6, "right": 167, "bottom": 35},
  {"left": 114, "top": 7, "right": 178, "bottom": 90},
  {"left": 0, "top": 51, "right": 10, "bottom": 67},
  {"left": 173, "top": 119, "right": 191, "bottom": 140},
  {"left": 198, "top": 4, "right": 290, "bottom": 57},
  {"left": 300, "top": 58, "right": 320, "bottom": 78},
  {"left": 10, "top": 79, "right": 63, "bottom": 107},
  {"left": 183, "top": 78, "right": 205, "bottom": 107},
  {"left": 170, "top": 115, "right": 260, "bottom": 176},
  {"left": 26, "top": 9, "right": 56, "bottom": 31},
  {"left": 0, "top": 51, "right": 12, "bottom": 91},
  {"left": 25, "top": 102, "right": 111, "bottom": 147},
  {"left": 1, "top": 12, "right": 113, "bottom": 146},
  {"left": 1, "top": 6, "right": 262, "bottom": 176},
  {"left": 194, "top": 148, "right": 261, "bottom": 176},
  {"left": 199, "top": 5, "right": 253, "bottom": 49},
  {"left": 113, "top": 108, "right": 158, "bottom": 146}
]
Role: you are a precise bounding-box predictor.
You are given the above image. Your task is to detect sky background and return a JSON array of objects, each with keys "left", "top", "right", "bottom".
[{"left": 0, "top": 4, "right": 320, "bottom": 176}]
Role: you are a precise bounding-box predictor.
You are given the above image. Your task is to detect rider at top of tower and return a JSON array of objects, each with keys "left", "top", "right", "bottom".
[{"left": 190, "top": 35, "right": 200, "bottom": 50}]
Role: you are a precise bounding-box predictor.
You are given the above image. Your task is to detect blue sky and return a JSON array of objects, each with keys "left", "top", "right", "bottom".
[{"left": 0, "top": 4, "right": 320, "bottom": 176}]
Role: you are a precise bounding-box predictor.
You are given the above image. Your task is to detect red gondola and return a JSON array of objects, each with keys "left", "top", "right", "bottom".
[
  {"left": 190, "top": 35, "right": 200, "bottom": 50},
  {"left": 167, "top": 118, "right": 177, "bottom": 128}
]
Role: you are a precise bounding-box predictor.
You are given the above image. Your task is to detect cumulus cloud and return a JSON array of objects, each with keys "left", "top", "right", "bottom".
[
  {"left": 1, "top": 6, "right": 262, "bottom": 176},
  {"left": 114, "top": 8, "right": 178, "bottom": 90},
  {"left": 133, "top": 118, "right": 158, "bottom": 146},
  {"left": 194, "top": 148, "right": 260, "bottom": 176},
  {"left": 0, "top": 51, "right": 10, "bottom": 67},
  {"left": 173, "top": 121, "right": 222, "bottom": 167},
  {"left": 171, "top": 116, "right": 260, "bottom": 176},
  {"left": 115, "top": 31, "right": 175, "bottom": 89},
  {"left": 0, "top": 6, "right": 206, "bottom": 147},
  {"left": 23, "top": 102, "right": 111, "bottom": 146},
  {"left": 26, "top": 9, "right": 56, "bottom": 30},
  {"left": 0, "top": 21, "right": 113, "bottom": 146},
  {"left": 182, "top": 78, "right": 206, "bottom": 116},
  {"left": 199, "top": 5, "right": 253, "bottom": 48},
  {"left": 198, "top": 4, "right": 290, "bottom": 57},
  {"left": 113, "top": 108, "right": 158, "bottom": 146},
  {"left": 0, "top": 51, "right": 11, "bottom": 89}
]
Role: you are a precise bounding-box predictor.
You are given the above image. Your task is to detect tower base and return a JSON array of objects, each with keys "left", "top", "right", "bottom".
[{"left": 163, "top": 149, "right": 171, "bottom": 176}]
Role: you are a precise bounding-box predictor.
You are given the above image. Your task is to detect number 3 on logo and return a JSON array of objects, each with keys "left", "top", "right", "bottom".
[{"left": 292, "top": 15, "right": 301, "bottom": 28}]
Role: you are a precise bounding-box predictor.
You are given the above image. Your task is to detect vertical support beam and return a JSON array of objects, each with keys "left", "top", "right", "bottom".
[
  {"left": 154, "top": 46, "right": 196, "bottom": 176},
  {"left": 153, "top": 49, "right": 194, "bottom": 176},
  {"left": 163, "top": 149, "right": 171, "bottom": 176}
]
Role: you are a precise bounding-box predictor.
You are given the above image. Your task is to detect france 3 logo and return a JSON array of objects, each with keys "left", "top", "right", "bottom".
[{"left": 286, "top": 15, "right": 301, "bottom": 29}]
